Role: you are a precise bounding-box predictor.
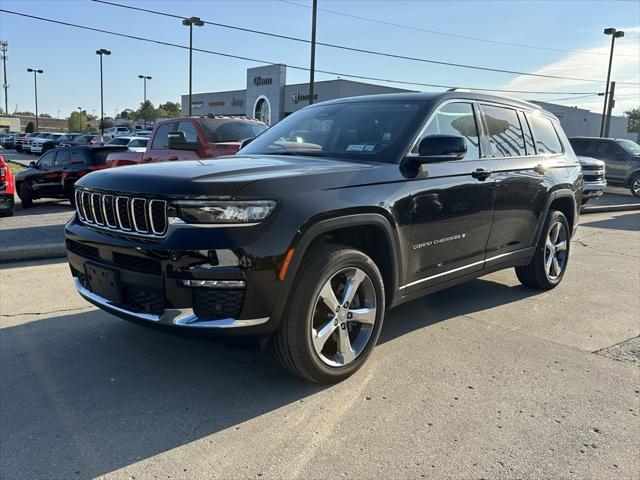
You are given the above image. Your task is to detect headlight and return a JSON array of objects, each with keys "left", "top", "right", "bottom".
[{"left": 175, "top": 200, "right": 277, "bottom": 224}]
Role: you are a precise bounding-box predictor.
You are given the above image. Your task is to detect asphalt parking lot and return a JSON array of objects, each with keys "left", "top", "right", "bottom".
[{"left": 0, "top": 209, "right": 638, "bottom": 480}]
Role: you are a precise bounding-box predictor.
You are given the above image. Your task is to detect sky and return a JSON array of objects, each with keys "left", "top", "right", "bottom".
[{"left": 0, "top": 0, "right": 638, "bottom": 119}]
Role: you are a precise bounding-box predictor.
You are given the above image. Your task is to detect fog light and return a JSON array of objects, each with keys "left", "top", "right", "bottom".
[{"left": 182, "top": 279, "right": 246, "bottom": 288}]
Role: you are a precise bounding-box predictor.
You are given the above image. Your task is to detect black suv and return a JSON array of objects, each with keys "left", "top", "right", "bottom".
[
  {"left": 569, "top": 137, "right": 640, "bottom": 197},
  {"left": 65, "top": 92, "right": 581, "bottom": 383},
  {"left": 15, "top": 145, "right": 127, "bottom": 208}
]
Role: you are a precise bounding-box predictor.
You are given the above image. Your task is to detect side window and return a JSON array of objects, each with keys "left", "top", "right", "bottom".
[
  {"left": 412, "top": 102, "right": 480, "bottom": 160},
  {"left": 527, "top": 114, "right": 563, "bottom": 155},
  {"left": 177, "top": 121, "right": 199, "bottom": 143},
  {"left": 150, "top": 123, "right": 177, "bottom": 150},
  {"left": 55, "top": 150, "right": 70, "bottom": 165},
  {"left": 481, "top": 105, "right": 526, "bottom": 158},
  {"left": 518, "top": 111, "right": 536, "bottom": 155},
  {"left": 38, "top": 151, "right": 56, "bottom": 168},
  {"left": 68, "top": 150, "right": 86, "bottom": 164},
  {"left": 593, "top": 141, "right": 620, "bottom": 160}
]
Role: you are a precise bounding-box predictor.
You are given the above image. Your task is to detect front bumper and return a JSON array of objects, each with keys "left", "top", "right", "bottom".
[
  {"left": 31, "top": 145, "right": 43, "bottom": 154},
  {"left": 65, "top": 215, "right": 287, "bottom": 336},
  {"left": 583, "top": 179, "right": 607, "bottom": 198}
]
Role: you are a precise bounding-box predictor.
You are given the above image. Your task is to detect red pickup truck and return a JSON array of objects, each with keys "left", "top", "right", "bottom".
[{"left": 106, "top": 116, "right": 268, "bottom": 167}]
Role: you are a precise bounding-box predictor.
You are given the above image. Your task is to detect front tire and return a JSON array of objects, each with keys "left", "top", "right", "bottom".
[
  {"left": 630, "top": 173, "right": 640, "bottom": 198},
  {"left": 515, "top": 210, "right": 570, "bottom": 289},
  {"left": 272, "top": 243, "right": 385, "bottom": 383}
]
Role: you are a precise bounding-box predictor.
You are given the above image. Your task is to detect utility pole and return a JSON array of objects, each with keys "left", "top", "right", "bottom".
[
  {"left": 308, "top": 0, "right": 317, "bottom": 105},
  {"left": 600, "top": 28, "right": 624, "bottom": 137},
  {"left": 603, "top": 81, "right": 616, "bottom": 138},
  {"left": 0, "top": 41, "right": 8, "bottom": 115},
  {"left": 182, "top": 17, "right": 204, "bottom": 116}
]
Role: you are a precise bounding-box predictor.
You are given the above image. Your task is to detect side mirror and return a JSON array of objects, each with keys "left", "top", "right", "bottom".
[
  {"left": 168, "top": 131, "right": 201, "bottom": 151},
  {"left": 29, "top": 161, "right": 37, "bottom": 168},
  {"left": 239, "top": 137, "right": 254, "bottom": 149},
  {"left": 415, "top": 135, "right": 467, "bottom": 163}
]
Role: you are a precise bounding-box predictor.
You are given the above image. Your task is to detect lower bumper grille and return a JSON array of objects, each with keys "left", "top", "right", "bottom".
[
  {"left": 121, "top": 285, "right": 165, "bottom": 315},
  {"left": 193, "top": 289, "right": 245, "bottom": 320}
]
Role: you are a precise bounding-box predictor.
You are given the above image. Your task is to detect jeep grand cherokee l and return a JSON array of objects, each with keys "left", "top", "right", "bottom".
[{"left": 65, "top": 92, "right": 581, "bottom": 383}]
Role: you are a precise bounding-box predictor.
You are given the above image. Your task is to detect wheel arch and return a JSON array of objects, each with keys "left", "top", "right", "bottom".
[{"left": 534, "top": 189, "right": 578, "bottom": 246}]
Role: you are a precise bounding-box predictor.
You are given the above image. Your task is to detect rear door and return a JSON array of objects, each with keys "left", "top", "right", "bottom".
[
  {"left": 144, "top": 122, "right": 178, "bottom": 162},
  {"left": 30, "top": 150, "right": 58, "bottom": 196},
  {"left": 407, "top": 101, "right": 495, "bottom": 291},
  {"left": 481, "top": 105, "right": 565, "bottom": 263},
  {"left": 592, "top": 140, "right": 627, "bottom": 182},
  {"left": 169, "top": 120, "right": 204, "bottom": 161}
]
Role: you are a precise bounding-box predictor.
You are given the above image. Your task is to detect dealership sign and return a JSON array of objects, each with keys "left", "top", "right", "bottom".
[
  {"left": 291, "top": 92, "right": 318, "bottom": 104},
  {"left": 253, "top": 76, "right": 273, "bottom": 86}
]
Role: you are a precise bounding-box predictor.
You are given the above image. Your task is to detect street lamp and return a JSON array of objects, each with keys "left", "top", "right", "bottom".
[
  {"left": 182, "top": 16, "right": 204, "bottom": 116},
  {"left": 26, "top": 68, "right": 44, "bottom": 131},
  {"left": 600, "top": 28, "right": 624, "bottom": 137},
  {"left": 138, "top": 74, "right": 152, "bottom": 103},
  {"left": 95, "top": 48, "right": 111, "bottom": 134}
]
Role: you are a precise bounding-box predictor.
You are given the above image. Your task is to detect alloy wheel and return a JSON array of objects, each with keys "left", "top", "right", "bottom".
[
  {"left": 632, "top": 177, "right": 640, "bottom": 197},
  {"left": 310, "top": 267, "right": 377, "bottom": 367},
  {"left": 544, "top": 221, "right": 567, "bottom": 280}
]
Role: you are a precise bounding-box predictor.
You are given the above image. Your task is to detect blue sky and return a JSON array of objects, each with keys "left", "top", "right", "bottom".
[{"left": 1, "top": 0, "right": 638, "bottom": 119}]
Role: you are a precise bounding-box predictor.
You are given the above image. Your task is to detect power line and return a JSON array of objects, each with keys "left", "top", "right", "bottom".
[
  {"left": 0, "top": 8, "right": 603, "bottom": 96},
  {"left": 92, "top": 0, "right": 640, "bottom": 86},
  {"left": 280, "top": 0, "right": 639, "bottom": 58}
]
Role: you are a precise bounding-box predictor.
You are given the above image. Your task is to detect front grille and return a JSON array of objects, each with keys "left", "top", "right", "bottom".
[
  {"left": 583, "top": 168, "right": 605, "bottom": 182},
  {"left": 121, "top": 284, "right": 165, "bottom": 315},
  {"left": 66, "top": 239, "right": 100, "bottom": 260},
  {"left": 76, "top": 189, "right": 167, "bottom": 237},
  {"left": 192, "top": 289, "right": 245, "bottom": 320},
  {"left": 113, "top": 252, "right": 162, "bottom": 274}
]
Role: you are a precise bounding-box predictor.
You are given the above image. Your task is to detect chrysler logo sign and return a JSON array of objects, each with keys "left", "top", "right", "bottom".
[
  {"left": 292, "top": 92, "right": 318, "bottom": 104},
  {"left": 253, "top": 76, "right": 272, "bottom": 86}
]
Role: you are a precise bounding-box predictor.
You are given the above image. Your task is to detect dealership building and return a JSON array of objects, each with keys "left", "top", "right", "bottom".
[{"left": 182, "top": 63, "right": 633, "bottom": 139}]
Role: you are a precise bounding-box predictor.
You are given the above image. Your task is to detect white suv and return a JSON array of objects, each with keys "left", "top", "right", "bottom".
[{"left": 106, "top": 127, "right": 130, "bottom": 138}]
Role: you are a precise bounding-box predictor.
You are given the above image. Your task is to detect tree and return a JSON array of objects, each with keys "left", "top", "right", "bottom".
[
  {"left": 157, "top": 101, "right": 181, "bottom": 118},
  {"left": 14, "top": 111, "right": 35, "bottom": 116},
  {"left": 625, "top": 108, "right": 640, "bottom": 136},
  {"left": 119, "top": 109, "right": 136, "bottom": 120},
  {"left": 40, "top": 113, "right": 52, "bottom": 118},
  {"left": 100, "top": 117, "right": 114, "bottom": 130},
  {"left": 136, "top": 100, "right": 156, "bottom": 122},
  {"left": 25, "top": 121, "right": 36, "bottom": 133},
  {"left": 68, "top": 111, "right": 88, "bottom": 132}
]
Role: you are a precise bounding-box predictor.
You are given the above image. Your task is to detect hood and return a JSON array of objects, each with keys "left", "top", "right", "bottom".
[
  {"left": 577, "top": 156, "right": 605, "bottom": 168},
  {"left": 76, "top": 154, "right": 372, "bottom": 197}
]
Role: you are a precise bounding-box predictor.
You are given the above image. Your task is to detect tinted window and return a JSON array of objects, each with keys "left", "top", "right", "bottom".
[
  {"left": 38, "top": 151, "right": 56, "bottom": 168},
  {"left": 482, "top": 105, "right": 526, "bottom": 157},
  {"left": 202, "top": 119, "right": 268, "bottom": 143},
  {"left": 92, "top": 150, "right": 116, "bottom": 165},
  {"left": 617, "top": 139, "right": 640, "bottom": 156},
  {"left": 177, "top": 121, "right": 199, "bottom": 143},
  {"left": 108, "top": 138, "right": 130, "bottom": 146},
  {"left": 527, "top": 114, "right": 563, "bottom": 154},
  {"left": 151, "top": 123, "right": 177, "bottom": 150},
  {"left": 128, "top": 139, "right": 148, "bottom": 148},
  {"left": 69, "top": 150, "right": 86, "bottom": 164},
  {"left": 75, "top": 135, "right": 92, "bottom": 143},
  {"left": 55, "top": 150, "right": 70, "bottom": 165},
  {"left": 518, "top": 111, "right": 535, "bottom": 155},
  {"left": 569, "top": 138, "right": 591, "bottom": 156},
  {"left": 593, "top": 141, "right": 620, "bottom": 160},
  {"left": 412, "top": 102, "right": 480, "bottom": 159},
  {"left": 241, "top": 101, "right": 424, "bottom": 162}
]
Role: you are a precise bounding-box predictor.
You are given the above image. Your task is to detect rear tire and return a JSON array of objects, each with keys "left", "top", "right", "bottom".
[
  {"left": 271, "top": 243, "right": 385, "bottom": 383},
  {"left": 515, "top": 210, "right": 570, "bottom": 289},
  {"left": 20, "top": 183, "right": 33, "bottom": 209},
  {"left": 630, "top": 173, "right": 640, "bottom": 198}
]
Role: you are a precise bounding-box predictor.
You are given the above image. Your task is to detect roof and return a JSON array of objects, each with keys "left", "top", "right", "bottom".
[{"left": 317, "top": 91, "right": 543, "bottom": 112}]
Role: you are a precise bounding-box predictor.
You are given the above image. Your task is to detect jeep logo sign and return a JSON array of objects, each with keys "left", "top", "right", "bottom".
[{"left": 253, "top": 76, "right": 272, "bottom": 86}]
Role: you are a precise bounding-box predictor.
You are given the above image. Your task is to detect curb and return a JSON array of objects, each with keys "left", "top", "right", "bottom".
[
  {"left": 0, "top": 243, "right": 66, "bottom": 263},
  {"left": 581, "top": 204, "right": 640, "bottom": 214}
]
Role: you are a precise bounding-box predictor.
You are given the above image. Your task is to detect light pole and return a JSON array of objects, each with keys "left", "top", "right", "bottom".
[
  {"left": 600, "top": 28, "right": 624, "bottom": 137},
  {"left": 138, "top": 74, "right": 152, "bottom": 128},
  {"left": 95, "top": 48, "right": 111, "bottom": 134},
  {"left": 308, "top": 0, "right": 317, "bottom": 105},
  {"left": 182, "top": 16, "right": 204, "bottom": 116},
  {"left": 26, "top": 68, "right": 43, "bottom": 131},
  {"left": 1, "top": 41, "right": 8, "bottom": 116}
]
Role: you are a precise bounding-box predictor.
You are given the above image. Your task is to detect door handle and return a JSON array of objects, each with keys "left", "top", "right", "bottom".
[
  {"left": 169, "top": 156, "right": 178, "bottom": 161},
  {"left": 471, "top": 168, "right": 492, "bottom": 181}
]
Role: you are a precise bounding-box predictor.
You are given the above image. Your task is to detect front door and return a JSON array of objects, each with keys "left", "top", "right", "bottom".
[
  {"left": 593, "top": 140, "right": 627, "bottom": 182},
  {"left": 144, "top": 122, "right": 177, "bottom": 163},
  {"left": 30, "top": 150, "right": 58, "bottom": 196},
  {"left": 406, "top": 101, "right": 495, "bottom": 292}
]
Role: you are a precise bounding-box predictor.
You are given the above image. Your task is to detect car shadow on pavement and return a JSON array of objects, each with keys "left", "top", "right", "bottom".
[
  {"left": 0, "top": 277, "right": 540, "bottom": 479},
  {"left": 579, "top": 212, "right": 640, "bottom": 232}
]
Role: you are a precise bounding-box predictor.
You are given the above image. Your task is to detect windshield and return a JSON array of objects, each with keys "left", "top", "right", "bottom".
[
  {"left": 128, "top": 139, "right": 148, "bottom": 147},
  {"left": 75, "top": 135, "right": 92, "bottom": 142},
  {"left": 58, "top": 134, "right": 75, "bottom": 141},
  {"left": 239, "top": 100, "right": 425, "bottom": 162},
  {"left": 617, "top": 139, "right": 640, "bottom": 156},
  {"left": 201, "top": 119, "right": 268, "bottom": 143}
]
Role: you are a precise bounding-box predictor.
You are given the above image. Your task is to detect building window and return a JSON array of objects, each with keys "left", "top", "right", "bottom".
[{"left": 254, "top": 96, "right": 271, "bottom": 125}]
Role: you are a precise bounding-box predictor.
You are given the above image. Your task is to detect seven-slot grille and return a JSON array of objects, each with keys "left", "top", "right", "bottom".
[{"left": 75, "top": 189, "right": 167, "bottom": 236}]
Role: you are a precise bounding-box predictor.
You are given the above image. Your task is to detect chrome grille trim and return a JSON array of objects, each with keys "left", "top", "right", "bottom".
[
  {"left": 148, "top": 200, "right": 168, "bottom": 235},
  {"left": 131, "top": 198, "right": 149, "bottom": 233},
  {"left": 75, "top": 189, "right": 167, "bottom": 238}
]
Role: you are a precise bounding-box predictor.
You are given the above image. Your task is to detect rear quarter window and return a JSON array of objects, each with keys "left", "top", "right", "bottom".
[{"left": 526, "top": 114, "right": 564, "bottom": 155}]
